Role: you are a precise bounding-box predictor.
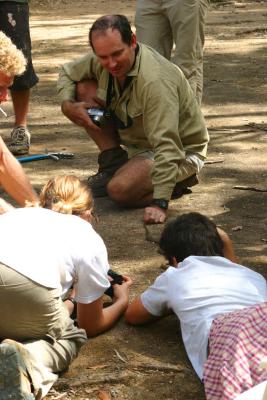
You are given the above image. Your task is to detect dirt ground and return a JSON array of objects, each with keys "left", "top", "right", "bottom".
[{"left": 1, "top": 0, "right": 267, "bottom": 399}]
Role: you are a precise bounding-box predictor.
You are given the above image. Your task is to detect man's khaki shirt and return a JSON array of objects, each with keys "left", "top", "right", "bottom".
[{"left": 58, "top": 44, "right": 209, "bottom": 200}]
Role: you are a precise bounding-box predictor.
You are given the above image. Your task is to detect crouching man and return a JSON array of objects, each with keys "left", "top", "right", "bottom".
[{"left": 57, "top": 14, "right": 209, "bottom": 224}]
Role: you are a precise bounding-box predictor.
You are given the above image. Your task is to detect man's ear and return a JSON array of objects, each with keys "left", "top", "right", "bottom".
[
  {"left": 171, "top": 257, "right": 179, "bottom": 267},
  {"left": 131, "top": 32, "right": 137, "bottom": 48}
]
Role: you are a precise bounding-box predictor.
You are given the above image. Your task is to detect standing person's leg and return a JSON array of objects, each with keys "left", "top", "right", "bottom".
[
  {"left": 0, "top": 2, "right": 39, "bottom": 155},
  {"left": 167, "top": 0, "right": 209, "bottom": 104},
  {"left": 76, "top": 80, "right": 128, "bottom": 197},
  {"left": 11, "top": 89, "right": 30, "bottom": 128},
  {"left": 135, "top": 0, "right": 173, "bottom": 59}
]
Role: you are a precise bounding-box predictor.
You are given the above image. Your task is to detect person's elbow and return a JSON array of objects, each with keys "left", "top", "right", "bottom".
[
  {"left": 78, "top": 319, "right": 104, "bottom": 337},
  {"left": 124, "top": 306, "right": 142, "bottom": 325},
  {"left": 124, "top": 298, "right": 156, "bottom": 325}
]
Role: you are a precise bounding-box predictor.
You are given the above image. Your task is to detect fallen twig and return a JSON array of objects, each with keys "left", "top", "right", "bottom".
[
  {"left": 247, "top": 122, "right": 267, "bottom": 132},
  {"left": 233, "top": 185, "right": 267, "bottom": 193},
  {"left": 113, "top": 348, "right": 127, "bottom": 363},
  {"left": 130, "top": 361, "right": 188, "bottom": 373},
  {"left": 208, "top": 127, "right": 251, "bottom": 133},
  {"left": 87, "top": 364, "right": 108, "bottom": 370},
  {"left": 56, "top": 371, "right": 134, "bottom": 388},
  {"left": 214, "top": 1, "right": 234, "bottom": 5},
  {"left": 204, "top": 159, "right": 224, "bottom": 164},
  {"left": 55, "top": 361, "right": 188, "bottom": 391},
  {"left": 231, "top": 226, "right": 243, "bottom": 232}
]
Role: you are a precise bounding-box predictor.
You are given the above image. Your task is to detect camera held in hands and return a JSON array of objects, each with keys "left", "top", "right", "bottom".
[
  {"left": 104, "top": 269, "right": 124, "bottom": 298},
  {"left": 87, "top": 108, "right": 110, "bottom": 127}
]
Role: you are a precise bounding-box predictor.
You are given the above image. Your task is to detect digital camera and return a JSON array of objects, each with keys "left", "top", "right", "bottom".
[
  {"left": 87, "top": 108, "right": 109, "bottom": 127},
  {"left": 104, "top": 269, "right": 124, "bottom": 298}
]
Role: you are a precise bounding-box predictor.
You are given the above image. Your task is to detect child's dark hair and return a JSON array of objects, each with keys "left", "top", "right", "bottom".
[{"left": 159, "top": 212, "right": 224, "bottom": 263}]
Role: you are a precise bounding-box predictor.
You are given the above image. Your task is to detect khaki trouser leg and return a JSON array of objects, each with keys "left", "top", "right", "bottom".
[
  {"left": 0, "top": 263, "right": 87, "bottom": 399},
  {"left": 135, "top": 0, "right": 173, "bottom": 58},
  {"left": 24, "top": 308, "right": 86, "bottom": 399},
  {"left": 167, "top": 0, "right": 209, "bottom": 103},
  {"left": 135, "top": 0, "right": 209, "bottom": 104}
]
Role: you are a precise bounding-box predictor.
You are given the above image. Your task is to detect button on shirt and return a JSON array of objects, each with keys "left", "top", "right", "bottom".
[
  {"left": 57, "top": 44, "right": 209, "bottom": 200},
  {"left": 141, "top": 256, "right": 267, "bottom": 379}
]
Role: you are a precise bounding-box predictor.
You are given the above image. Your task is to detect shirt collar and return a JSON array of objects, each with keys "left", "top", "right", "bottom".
[{"left": 126, "top": 43, "right": 141, "bottom": 77}]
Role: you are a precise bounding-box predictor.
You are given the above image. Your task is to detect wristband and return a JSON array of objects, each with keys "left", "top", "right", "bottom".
[
  {"left": 151, "top": 199, "right": 169, "bottom": 210},
  {"left": 67, "top": 297, "right": 76, "bottom": 305}
]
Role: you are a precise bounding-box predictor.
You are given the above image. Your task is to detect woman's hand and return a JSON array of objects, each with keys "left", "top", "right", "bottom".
[{"left": 112, "top": 275, "right": 133, "bottom": 303}]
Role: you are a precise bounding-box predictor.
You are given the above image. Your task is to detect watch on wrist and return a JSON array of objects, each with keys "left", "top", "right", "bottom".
[{"left": 151, "top": 199, "right": 169, "bottom": 210}]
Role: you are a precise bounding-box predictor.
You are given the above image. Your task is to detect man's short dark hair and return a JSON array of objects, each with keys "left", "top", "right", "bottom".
[
  {"left": 89, "top": 15, "right": 132, "bottom": 51},
  {"left": 159, "top": 212, "right": 224, "bottom": 263}
]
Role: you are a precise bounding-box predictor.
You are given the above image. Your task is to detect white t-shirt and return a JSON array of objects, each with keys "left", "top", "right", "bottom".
[
  {"left": 0, "top": 207, "right": 110, "bottom": 304},
  {"left": 141, "top": 256, "right": 267, "bottom": 379}
]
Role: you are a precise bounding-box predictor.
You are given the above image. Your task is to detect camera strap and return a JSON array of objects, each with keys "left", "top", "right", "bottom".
[{"left": 106, "top": 74, "right": 133, "bottom": 130}]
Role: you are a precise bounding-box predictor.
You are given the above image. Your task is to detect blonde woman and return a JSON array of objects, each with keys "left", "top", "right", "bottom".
[{"left": 0, "top": 175, "right": 132, "bottom": 399}]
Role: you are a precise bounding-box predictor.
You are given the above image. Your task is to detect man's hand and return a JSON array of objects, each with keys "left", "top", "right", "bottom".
[
  {"left": 61, "top": 100, "right": 101, "bottom": 132},
  {"left": 112, "top": 275, "right": 133, "bottom": 304},
  {"left": 143, "top": 205, "right": 167, "bottom": 224}
]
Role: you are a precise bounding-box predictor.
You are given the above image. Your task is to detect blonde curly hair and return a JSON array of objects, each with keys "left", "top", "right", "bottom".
[
  {"left": 0, "top": 31, "right": 26, "bottom": 76},
  {"left": 39, "top": 175, "right": 94, "bottom": 218}
]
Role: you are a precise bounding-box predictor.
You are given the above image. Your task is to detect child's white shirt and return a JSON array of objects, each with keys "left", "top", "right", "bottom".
[{"left": 141, "top": 256, "right": 267, "bottom": 379}]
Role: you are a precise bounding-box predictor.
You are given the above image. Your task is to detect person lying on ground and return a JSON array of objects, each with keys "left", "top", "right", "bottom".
[
  {"left": 57, "top": 14, "right": 209, "bottom": 225},
  {"left": 0, "top": 30, "right": 38, "bottom": 208},
  {"left": 125, "top": 212, "right": 267, "bottom": 399},
  {"left": 0, "top": 175, "right": 132, "bottom": 400}
]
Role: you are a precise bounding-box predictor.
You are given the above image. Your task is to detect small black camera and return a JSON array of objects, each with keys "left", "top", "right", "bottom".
[
  {"left": 104, "top": 269, "right": 124, "bottom": 298},
  {"left": 87, "top": 108, "right": 109, "bottom": 127}
]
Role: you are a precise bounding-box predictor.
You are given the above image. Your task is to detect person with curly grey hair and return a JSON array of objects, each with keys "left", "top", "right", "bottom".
[{"left": 0, "top": 30, "right": 38, "bottom": 212}]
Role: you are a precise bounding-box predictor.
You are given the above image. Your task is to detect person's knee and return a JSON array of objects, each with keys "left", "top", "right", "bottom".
[
  {"left": 107, "top": 178, "right": 131, "bottom": 205},
  {"left": 76, "top": 78, "right": 98, "bottom": 102}
]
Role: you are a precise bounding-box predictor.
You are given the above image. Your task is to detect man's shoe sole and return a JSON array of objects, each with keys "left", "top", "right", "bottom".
[
  {"left": 171, "top": 174, "right": 199, "bottom": 199},
  {"left": 7, "top": 145, "right": 30, "bottom": 156},
  {"left": 0, "top": 343, "right": 34, "bottom": 400}
]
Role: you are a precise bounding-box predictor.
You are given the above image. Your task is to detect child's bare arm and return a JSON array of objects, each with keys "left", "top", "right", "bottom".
[
  {"left": 125, "top": 296, "right": 160, "bottom": 325},
  {"left": 217, "top": 227, "right": 237, "bottom": 263}
]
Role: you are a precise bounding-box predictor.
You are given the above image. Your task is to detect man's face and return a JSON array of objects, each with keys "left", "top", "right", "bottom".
[
  {"left": 0, "top": 71, "right": 13, "bottom": 102},
  {"left": 92, "top": 28, "right": 137, "bottom": 81}
]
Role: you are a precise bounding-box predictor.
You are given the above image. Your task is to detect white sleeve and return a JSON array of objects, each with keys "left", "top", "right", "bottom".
[
  {"left": 74, "top": 230, "right": 110, "bottom": 304},
  {"left": 141, "top": 271, "right": 171, "bottom": 317}
]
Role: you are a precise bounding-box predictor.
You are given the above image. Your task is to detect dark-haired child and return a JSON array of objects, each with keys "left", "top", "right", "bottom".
[{"left": 125, "top": 212, "right": 267, "bottom": 399}]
